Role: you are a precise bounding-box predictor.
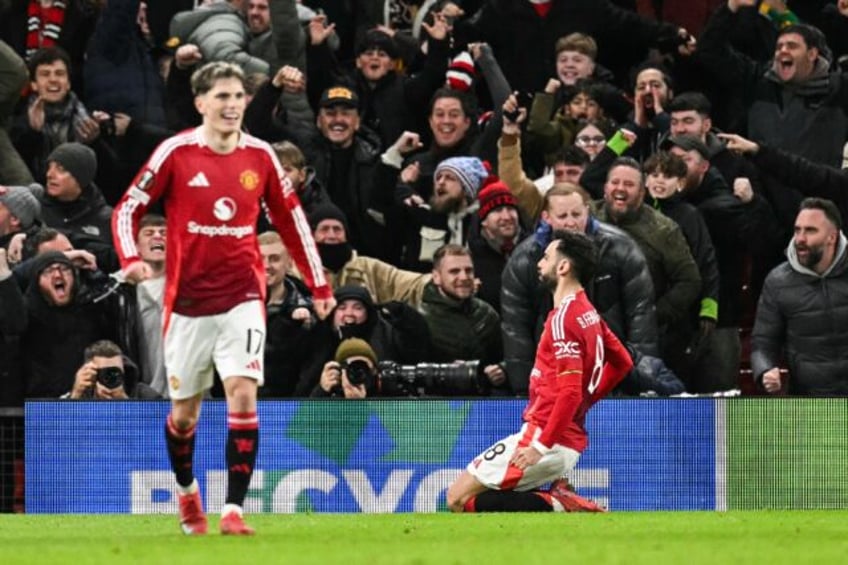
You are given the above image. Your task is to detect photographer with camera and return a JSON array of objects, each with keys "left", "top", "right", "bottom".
[
  {"left": 66, "top": 339, "right": 160, "bottom": 400},
  {"left": 311, "top": 338, "right": 378, "bottom": 399},
  {"left": 294, "top": 285, "right": 431, "bottom": 397}
]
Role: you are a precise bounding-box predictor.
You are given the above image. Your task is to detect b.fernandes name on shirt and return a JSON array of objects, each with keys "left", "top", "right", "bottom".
[
  {"left": 575, "top": 310, "right": 600, "bottom": 329},
  {"left": 187, "top": 221, "right": 254, "bottom": 238}
]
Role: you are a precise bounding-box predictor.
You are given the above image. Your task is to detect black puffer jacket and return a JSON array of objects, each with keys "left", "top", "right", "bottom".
[
  {"left": 751, "top": 234, "right": 848, "bottom": 395},
  {"left": 39, "top": 184, "right": 114, "bottom": 244},
  {"left": 500, "top": 217, "right": 658, "bottom": 394},
  {"left": 287, "top": 123, "right": 392, "bottom": 261}
]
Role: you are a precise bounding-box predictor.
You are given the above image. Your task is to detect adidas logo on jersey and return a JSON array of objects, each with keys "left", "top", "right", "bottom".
[
  {"left": 245, "top": 359, "right": 262, "bottom": 372},
  {"left": 188, "top": 172, "right": 210, "bottom": 187}
]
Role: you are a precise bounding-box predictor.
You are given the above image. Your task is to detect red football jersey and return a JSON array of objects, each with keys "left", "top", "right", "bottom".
[
  {"left": 113, "top": 128, "right": 330, "bottom": 323},
  {"left": 523, "top": 289, "right": 633, "bottom": 453}
]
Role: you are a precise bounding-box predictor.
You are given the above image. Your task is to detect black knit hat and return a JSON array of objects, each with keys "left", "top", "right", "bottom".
[
  {"left": 333, "top": 285, "right": 374, "bottom": 309},
  {"left": 30, "top": 251, "right": 75, "bottom": 279},
  {"left": 48, "top": 142, "right": 97, "bottom": 188},
  {"left": 355, "top": 29, "right": 398, "bottom": 59},
  {"left": 309, "top": 203, "right": 349, "bottom": 233}
]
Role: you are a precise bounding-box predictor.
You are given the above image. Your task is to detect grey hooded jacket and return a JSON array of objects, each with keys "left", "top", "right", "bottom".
[{"left": 751, "top": 233, "right": 848, "bottom": 395}]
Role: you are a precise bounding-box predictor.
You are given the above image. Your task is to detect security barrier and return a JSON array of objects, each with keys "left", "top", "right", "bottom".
[{"left": 23, "top": 398, "right": 848, "bottom": 513}]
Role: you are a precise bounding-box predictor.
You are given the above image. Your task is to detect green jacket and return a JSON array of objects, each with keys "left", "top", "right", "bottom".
[
  {"left": 418, "top": 282, "right": 502, "bottom": 366},
  {"left": 0, "top": 40, "right": 32, "bottom": 184},
  {"left": 592, "top": 202, "right": 701, "bottom": 328},
  {"left": 525, "top": 91, "right": 579, "bottom": 164}
]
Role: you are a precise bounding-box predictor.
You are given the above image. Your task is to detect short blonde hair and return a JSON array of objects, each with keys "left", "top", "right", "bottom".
[
  {"left": 543, "top": 182, "right": 591, "bottom": 212},
  {"left": 257, "top": 231, "right": 282, "bottom": 246}
]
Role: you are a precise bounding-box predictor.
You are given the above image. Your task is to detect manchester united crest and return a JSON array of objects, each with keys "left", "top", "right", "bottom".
[
  {"left": 169, "top": 375, "right": 181, "bottom": 391},
  {"left": 239, "top": 169, "right": 260, "bottom": 191}
]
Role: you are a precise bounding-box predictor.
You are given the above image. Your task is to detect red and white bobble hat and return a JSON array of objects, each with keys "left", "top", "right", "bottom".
[{"left": 446, "top": 51, "right": 475, "bottom": 92}]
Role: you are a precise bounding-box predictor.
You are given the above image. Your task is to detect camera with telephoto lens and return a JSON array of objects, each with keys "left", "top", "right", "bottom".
[
  {"left": 96, "top": 366, "right": 124, "bottom": 389},
  {"left": 377, "top": 360, "right": 486, "bottom": 397},
  {"left": 338, "top": 359, "right": 376, "bottom": 389}
]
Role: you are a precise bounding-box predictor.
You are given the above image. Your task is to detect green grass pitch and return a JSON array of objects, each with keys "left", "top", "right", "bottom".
[{"left": 1, "top": 511, "right": 846, "bottom": 564}]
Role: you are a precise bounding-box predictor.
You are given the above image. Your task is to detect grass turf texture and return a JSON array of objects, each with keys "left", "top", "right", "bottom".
[{"left": 1, "top": 511, "right": 846, "bottom": 564}]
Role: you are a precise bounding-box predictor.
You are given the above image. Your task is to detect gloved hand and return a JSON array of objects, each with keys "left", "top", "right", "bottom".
[
  {"left": 630, "top": 352, "right": 686, "bottom": 396},
  {"left": 687, "top": 318, "right": 716, "bottom": 360}
]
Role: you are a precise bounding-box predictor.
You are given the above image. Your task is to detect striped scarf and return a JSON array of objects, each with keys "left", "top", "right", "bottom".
[{"left": 26, "top": 0, "right": 67, "bottom": 59}]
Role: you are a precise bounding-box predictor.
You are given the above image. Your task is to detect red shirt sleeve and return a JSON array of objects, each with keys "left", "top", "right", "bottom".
[
  {"left": 112, "top": 146, "right": 173, "bottom": 269},
  {"left": 261, "top": 152, "right": 331, "bottom": 300},
  {"left": 594, "top": 322, "right": 634, "bottom": 399}
]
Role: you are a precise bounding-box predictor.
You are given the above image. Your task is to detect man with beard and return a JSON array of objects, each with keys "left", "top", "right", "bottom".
[
  {"left": 447, "top": 229, "right": 632, "bottom": 514},
  {"left": 628, "top": 63, "right": 674, "bottom": 162},
  {"left": 398, "top": 155, "right": 488, "bottom": 271},
  {"left": 418, "top": 244, "right": 507, "bottom": 393},
  {"left": 593, "top": 157, "right": 701, "bottom": 374},
  {"left": 308, "top": 203, "right": 430, "bottom": 307},
  {"left": 752, "top": 198, "right": 848, "bottom": 396},
  {"left": 468, "top": 178, "right": 528, "bottom": 313},
  {"left": 0, "top": 250, "right": 114, "bottom": 399},
  {"left": 245, "top": 0, "right": 270, "bottom": 37},
  {"left": 501, "top": 183, "right": 682, "bottom": 396}
]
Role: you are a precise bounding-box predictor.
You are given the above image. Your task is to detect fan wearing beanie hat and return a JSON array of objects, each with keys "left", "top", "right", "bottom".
[
  {"left": 0, "top": 184, "right": 43, "bottom": 237},
  {"left": 433, "top": 156, "right": 488, "bottom": 207},
  {"left": 446, "top": 51, "right": 475, "bottom": 93},
  {"left": 308, "top": 203, "right": 354, "bottom": 273},
  {"left": 334, "top": 337, "right": 378, "bottom": 367},
  {"left": 313, "top": 337, "right": 379, "bottom": 398},
  {"left": 41, "top": 142, "right": 113, "bottom": 243},
  {"left": 477, "top": 178, "right": 519, "bottom": 222},
  {"left": 468, "top": 176, "right": 524, "bottom": 313},
  {"left": 47, "top": 142, "right": 98, "bottom": 195}
]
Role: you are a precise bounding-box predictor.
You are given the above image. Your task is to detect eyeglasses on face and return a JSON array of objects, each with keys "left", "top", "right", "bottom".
[{"left": 40, "top": 264, "right": 73, "bottom": 276}]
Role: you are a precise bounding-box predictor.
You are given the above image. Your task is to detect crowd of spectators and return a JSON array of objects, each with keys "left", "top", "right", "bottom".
[{"left": 3, "top": 0, "right": 848, "bottom": 404}]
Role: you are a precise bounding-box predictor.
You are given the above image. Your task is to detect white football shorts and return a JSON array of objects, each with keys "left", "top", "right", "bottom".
[
  {"left": 467, "top": 423, "right": 580, "bottom": 491},
  {"left": 164, "top": 300, "right": 266, "bottom": 399}
]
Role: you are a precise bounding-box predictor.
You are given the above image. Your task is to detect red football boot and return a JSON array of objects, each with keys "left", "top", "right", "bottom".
[
  {"left": 220, "top": 511, "right": 255, "bottom": 536},
  {"left": 178, "top": 490, "right": 208, "bottom": 535},
  {"left": 549, "top": 478, "right": 607, "bottom": 513}
]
